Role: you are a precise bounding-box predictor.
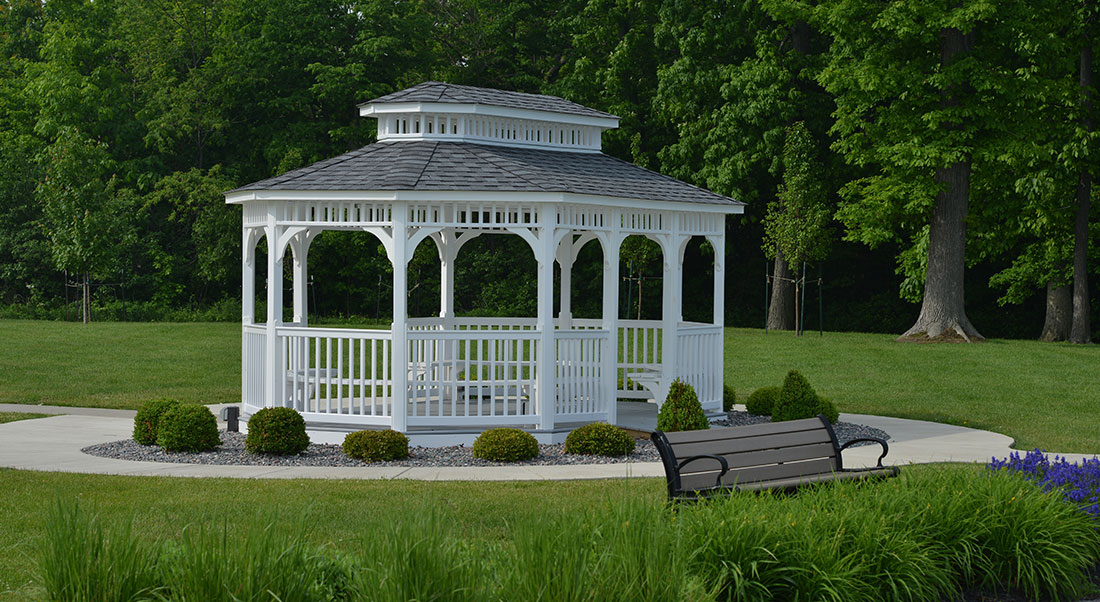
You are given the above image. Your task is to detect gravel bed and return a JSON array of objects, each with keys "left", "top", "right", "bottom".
[{"left": 82, "top": 411, "right": 889, "bottom": 468}]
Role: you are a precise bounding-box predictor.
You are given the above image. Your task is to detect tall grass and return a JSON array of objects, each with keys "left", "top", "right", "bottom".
[{"left": 37, "top": 470, "right": 1100, "bottom": 602}]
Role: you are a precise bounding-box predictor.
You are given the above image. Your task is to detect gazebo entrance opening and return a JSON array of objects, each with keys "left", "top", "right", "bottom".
[{"left": 229, "top": 82, "right": 742, "bottom": 445}]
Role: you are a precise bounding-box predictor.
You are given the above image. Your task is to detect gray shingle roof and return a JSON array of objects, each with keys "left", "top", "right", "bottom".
[
  {"left": 232, "top": 141, "right": 740, "bottom": 207},
  {"left": 364, "top": 82, "right": 617, "bottom": 120}
]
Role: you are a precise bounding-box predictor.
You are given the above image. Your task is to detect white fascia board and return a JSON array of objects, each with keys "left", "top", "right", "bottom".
[
  {"left": 225, "top": 189, "right": 743, "bottom": 214},
  {"left": 359, "top": 101, "right": 620, "bottom": 129}
]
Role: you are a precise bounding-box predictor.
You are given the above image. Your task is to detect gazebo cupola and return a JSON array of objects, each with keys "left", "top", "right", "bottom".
[{"left": 227, "top": 81, "right": 743, "bottom": 445}]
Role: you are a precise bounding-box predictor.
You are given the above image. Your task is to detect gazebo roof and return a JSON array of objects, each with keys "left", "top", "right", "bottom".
[
  {"left": 229, "top": 140, "right": 740, "bottom": 207},
  {"left": 363, "top": 81, "right": 617, "bottom": 120}
]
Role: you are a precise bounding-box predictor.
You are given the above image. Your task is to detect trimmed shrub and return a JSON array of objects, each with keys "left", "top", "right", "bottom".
[
  {"left": 564, "top": 423, "right": 635, "bottom": 457},
  {"left": 132, "top": 398, "right": 180, "bottom": 445},
  {"left": 745, "top": 386, "right": 781, "bottom": 416},
  {"left": 343, "top": 430, "right": 410, "bottom": 462},
  {"left": 722, "top": 385, "right": 737, "bottom": 412},
  {"left": 656, "top": 379, "right": 709, "bottom": 432},
  {"left": 472, "top": 428, "right": 539, "bottom": 462},
  {"left": 772, "top": 370, "right": 820, "bottom": 422},
  {"left": 816, "top": 397, "right": 840, "bottom": 424},
  {"left": 245, "top": 407, "right": 310, "bottom": 455},
  {"left": 157, "top": 404, "right": 220, "bottom": 452}
]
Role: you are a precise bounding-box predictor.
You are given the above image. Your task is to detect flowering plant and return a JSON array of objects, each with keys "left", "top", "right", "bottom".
[{"left": 989, "top": 449, "right": 1100, "bottom": 519}]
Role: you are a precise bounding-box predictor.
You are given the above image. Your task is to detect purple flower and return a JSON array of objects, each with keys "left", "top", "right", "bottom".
[{"left": 989, "top": 450, "right": 1100, "bottom": 520}]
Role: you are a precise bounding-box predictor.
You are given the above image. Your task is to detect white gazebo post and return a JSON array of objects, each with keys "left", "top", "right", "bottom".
[
  {"left": 601, "top": 215, "right": 622, "bottom": 425},
  {"left": 709, "top": 233, "right": 725, "bottom": 327},
  {"left": 556, "top": 237, "right": 574, "bottom": 330},
  {"left": 242, "top": 231, "right": 256, "bottom": 325},
  {"left": 660, "top": 215, "right": 683, "bottom": 401},
  {"left": 290, "top": 232, "right": 310, "bottom": 325},
  {"left": 536, "top": 207, "right": 557, "bottom": 431},
  {"left": 391, "top": 205, "right": 409, "bottom": 433},
  {"left": 264, "top": 210, "right": 284, "bottom": 409}
]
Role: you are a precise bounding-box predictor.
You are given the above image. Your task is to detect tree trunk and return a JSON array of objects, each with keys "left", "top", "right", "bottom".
[
  {"left": 1069, "top": 38, "right": 1092, "bottom": 344},
  {"left": 767, "top": 248, "right": 795, "bottom": 330},
  {"left": 82, "top": 273, "right": 90, "bottom": 325},
  {"left": 1040, "top": 282, "right": 1072, "bottom": 341},
  {"left": 900, "top": 27, "right": 984, "bottom": 342}
]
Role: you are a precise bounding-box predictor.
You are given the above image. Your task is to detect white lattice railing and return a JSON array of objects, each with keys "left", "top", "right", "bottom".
[
  {"left": 278, "top": 326, "right": 394, "bottom": 426},
  {"left": 407, "top": 329, "right": 539, "bottom": 427},
  {"left": 242, "top": 325, "right": 267, "bottom": 413},
  {"left": 555, "top": 330, "right": 608, "bottom": 420},
  {"left": 677, "top": 324, "right": 723, "bottom": 408}
]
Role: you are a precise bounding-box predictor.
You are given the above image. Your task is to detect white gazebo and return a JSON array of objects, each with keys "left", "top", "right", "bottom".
[{"left": 226, "top": 82, "right": 743, "bottom": 445}]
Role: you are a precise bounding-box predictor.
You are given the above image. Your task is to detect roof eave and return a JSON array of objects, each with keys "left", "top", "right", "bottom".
[{"left": 358, "top": 101, "right": 620, "bottom": 129}]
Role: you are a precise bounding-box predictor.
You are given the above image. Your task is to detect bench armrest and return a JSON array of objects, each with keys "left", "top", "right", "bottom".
[
  {"left": 837, "top": 438, "right": 890, "bottom": 468},
  {"left": 677, "top": 454, "right": 729, "bottom": 488}
]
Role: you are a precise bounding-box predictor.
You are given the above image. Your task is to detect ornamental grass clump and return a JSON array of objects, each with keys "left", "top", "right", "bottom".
[
  {"left": 472, "top": 428, "right": 539, "bottom": 462},
  {"left": 245, "top": 407, "right": 309, "bottom": 455},
  {"left": 132, "top": 398, "right": 180, "bottom": 445},
  {"left": 990, "top": 449, "right": 1100, "bottom": 519},
  {"left": 343, "top": 430, "right": 410, "bottom": 462},
  {"left": 156, "top": 404, "right": 220, "bottom": 452},
  {"left": 656, "top": 379, "right": 708, "bottom": 432},
  {"left": 564, "top": 423, "right": 635, "bottom": 457}
]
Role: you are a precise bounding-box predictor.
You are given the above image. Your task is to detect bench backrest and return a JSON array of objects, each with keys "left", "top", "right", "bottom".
[{"left": 652, "top": 416, "right": 841, "bottom": 499}]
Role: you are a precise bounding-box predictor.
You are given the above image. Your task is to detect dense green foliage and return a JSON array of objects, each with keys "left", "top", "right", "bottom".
[
  {"left": 563, "top": 422, "right": 636, "bottom": 457},
  {"left": 342, "top": 429, "right": 410, "bottom": 462},
  {"left": 471, "top": 428, "right": 539, "bottom": 462},
  {"left": 772, "top": 370, "right": 820, "bottom": 422},
  {"left": 745, "top": 386, "right": 781, "bottom": 416},
  {"left": 0, "top": 0, "right": 1095, "bottom": 339},
  {"left": 131, "top": 398, "right": 179, "bottom": 445},
  {"left": 722, "top": 384, "right": 736, "bottom": 411},
  {"left": 155, "top": 404, "right": 219, "bottom": 452},
  {"left": 37, "top": 468, "right": 1100, "bottom": 602},
  {"left": 244, "top": 407, "right": 309, "bottom": 456},
  {"left": 656, "top": 379, "right": 709, "bottom": 432}
]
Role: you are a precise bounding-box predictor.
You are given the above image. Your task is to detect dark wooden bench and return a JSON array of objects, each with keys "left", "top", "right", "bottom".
[{"left": 651, "top": 415, "right": 899, "bottom": 501}]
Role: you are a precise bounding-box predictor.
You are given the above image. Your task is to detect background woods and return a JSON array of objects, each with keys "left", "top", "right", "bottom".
[{"left": 0, "top": 0, "right": 1095, "bottom": 340}]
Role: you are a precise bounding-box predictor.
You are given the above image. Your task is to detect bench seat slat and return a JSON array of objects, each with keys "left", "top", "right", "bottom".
[
  {"left": 663, "top": 417, "right": 824, "bottom": 445},
  {"left": 679, "top": 457, "right": 837, "bottom": 491},
  {"left": 669, "top": 429, "right": 833, "bottom": 459},
  {"left": 676, "top": 442, "right": 837, "bottom": 474}
]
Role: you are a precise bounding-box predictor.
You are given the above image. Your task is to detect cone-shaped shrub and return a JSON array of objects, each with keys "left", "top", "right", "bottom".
[
  {"left": 656, "top": 379, "right": 709, "bottom": 432},
  {"left": 245, "top": 407, "right": 310, "bottom": 455},
  {"left": 133, "top": 398, "right": 180, "bottom": 445},
  {"left": 772, "top": 370, "right": 821, "bottom": 422}
]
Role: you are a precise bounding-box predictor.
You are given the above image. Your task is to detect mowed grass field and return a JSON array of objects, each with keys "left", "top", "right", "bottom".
[{"left": 1, "top": 319, "right": 1098, "bottom": 450}]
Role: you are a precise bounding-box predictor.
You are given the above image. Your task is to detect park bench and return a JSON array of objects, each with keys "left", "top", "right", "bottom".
[{"left": 651, "top": 415, "right": 899, "bottom": 501}]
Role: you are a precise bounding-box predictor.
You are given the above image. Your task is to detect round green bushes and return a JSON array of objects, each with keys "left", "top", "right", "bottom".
[
  {"left": 472, "top": 428, "right": 539, "bottom": 462},
  {"left": 133, "top": 398, "right": 180, "bottom": 445},
  {"left": 157, "top": 404, "right": 220, "bottom": 452},
  {"left": 343, "top": 430, "right": 410, "bottom": 462},
  {"left": 745, "top": 386, "right": 781, "bottom": 416},
  {"left": 656, "top": 379, "right": 709, "bottom": 432},
  {"left": 722, "top": 385, "right": 737, "bottom": 412},
  {"left": 245, "top": 407, "right": 310, "bottom": 455},
  {"left": 772, "top": 370, "right": 821, "bottom": 423},
  {"left": 564, "top": 423, "right": 635, "bottom": 457}
]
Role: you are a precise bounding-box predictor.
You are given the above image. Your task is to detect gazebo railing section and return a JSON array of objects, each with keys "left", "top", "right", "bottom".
[
  {"left": 240, "top": 316, "right": 719, "bottom": 426},
  {"left": 280, "top": 326, "right": 394, "bottom": 426},
  {"left": 406, "top": 329, "right": 539, "bottom": 427}
]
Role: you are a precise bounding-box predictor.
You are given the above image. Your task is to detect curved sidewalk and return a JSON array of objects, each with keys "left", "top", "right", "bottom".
[{"left": 0, "top": 403, "right": 1094, "bottom": 481}]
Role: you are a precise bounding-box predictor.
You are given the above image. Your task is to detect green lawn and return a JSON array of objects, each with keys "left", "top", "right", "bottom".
[
  {"left": 724, "top": 328, "right": 1100, "bottom": 453},
  {"left": 2, "top": 319, "right": 1097, "bottom": 451},
  {"left": 0, "top": 413, "right": 47, "bottom": 425}
]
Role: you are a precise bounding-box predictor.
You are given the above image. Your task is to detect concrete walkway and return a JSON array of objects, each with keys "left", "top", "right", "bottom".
[{"left": 1, "top": 403, "right": 1095, "bottom": 481}]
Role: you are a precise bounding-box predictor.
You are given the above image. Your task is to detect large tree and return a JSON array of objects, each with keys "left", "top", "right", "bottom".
[{"left": 792, "top": 0, "right": 1062, "bottom": 342}]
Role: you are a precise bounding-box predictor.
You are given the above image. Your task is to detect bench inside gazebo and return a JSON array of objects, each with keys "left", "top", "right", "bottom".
[{"left": 225, "top": 81, "right": 743, "bottom": 445}]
